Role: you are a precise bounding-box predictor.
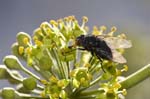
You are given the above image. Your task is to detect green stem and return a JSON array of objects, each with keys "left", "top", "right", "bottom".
[
  {"left": 17, "top": 93, "right": 49, "bottom": 99},
  {"left": 66, "top": 61, "right": 70, "bottom": 79},
  {"left": 89, "top": 61, "right": 100, "bottom": 74},
  {"left": 72, "top": 71, "right": 102, "bottom": 96},
  {"left": 75, "top": 96, "right": 96, "bottom": 99},
  {"left": 78, "top": 75, "right": 102, "bottom": 92},
  {"left": 36, "top": 85, "right": 44, "bottom": 90},
  {"left": 52, "top": 49, "right": 66, "bottom": 79},
  {"left": 20, "top": 65, "right": 41, "bottom": 81},
  {"left": 45, "top": 49, "right": 58, "bottom": 77},
  {"left": 73, "top": 50, "right": 78, "bottom": 69},
  {"left": 79, "top": 88, "right": 104, "bottom": 96},
  {"left": 119, "top": 64, "right": 150, "bottom": 89},
  {"left": 33, "top": 65, "right": 51, "bottom": 80},
  {"left": 46, "top": 48, "right": 63, "bottom": 78}
]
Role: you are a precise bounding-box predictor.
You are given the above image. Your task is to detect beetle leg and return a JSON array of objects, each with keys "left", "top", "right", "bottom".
[
  {"left": 96, "top": 55, "right": 106, "bottom": 73},
  {"left": 77, "top": 48, "right": 86, "bottom": 50},
  {"left": 99, "top": 58, "right": 106, "bottom": 73},
  {"left": 68, "top": 45, "right": 74, "bottom": 49}
]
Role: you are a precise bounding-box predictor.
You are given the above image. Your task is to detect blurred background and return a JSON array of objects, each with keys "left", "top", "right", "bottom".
[{"left": 0, "top": 0, "right": 150, "bottom": 99}]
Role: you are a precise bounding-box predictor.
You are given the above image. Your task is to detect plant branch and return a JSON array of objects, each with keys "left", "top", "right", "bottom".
[{"left": 119, "top": 64, "right": 150, "bottom": 89}]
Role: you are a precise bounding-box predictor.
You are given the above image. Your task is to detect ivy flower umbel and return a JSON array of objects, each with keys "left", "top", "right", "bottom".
[{"left": 1, "top": 16, "right": 131, "bottom": 99}]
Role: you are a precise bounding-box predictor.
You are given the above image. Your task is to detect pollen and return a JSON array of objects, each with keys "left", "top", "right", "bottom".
[
  {"left": 35, "top": 40, "right": 43, "bottom": 47},
  {"left": 107, "top": 26, "right": 117, "bottom": 36},
  {"left": 82, "top": 16, "right": 88, "bottom": 23},
  {"left": 111, "top": 26, "right": 117, "bottom": 32},
  {"left": 64, "top": 17, "right": 69, "bottom": 22},
  {"left": 116, "top": 70, "right": 122, "bottom": 76},
  {"left": 122, "top": 89, "right": 127, "bottom": 95},
  {"left": 71, "top": 15, "right": 76, "bottom": 21},
  {"left": 33, "top": 36, "right": 38, "bottom": 41},
  {"left": 50, "top": 20, "right": 58, "bottom": 27},
  {"left": 100, "top": 25, "right": 107, "bottom": 31},
  {"left": 122, "top": 65, "right": 128, "bottom": 72},
  {"left": 117, "top": 48, "right": 125, "bottom": 54},
  {"left": 34, "top": 28, "right": 43, "bottom": 36},
  {"left": 57, "top": 18, "right": 63, "bottom": 23},
  {"left": 92, "top": 26, "right": 101, "bottom": 35},
  {"left": 40, "top": 23, "right": 46, "bottom": 29},
  {"left": 26, "top": 47, "right": 32, "bottom": 55},
  {"left": 87, "top": 74, "right": 92, "bottom": 80},
  {"left": 84, "top": 63, "right": 91, "bottom": 68},
  {"left": 119, "top": 33, "right": 127, "bottom": 39},
  {"left": 84, "top": 26, "right": 89, "bottom": 32},
  {"left": 99, "top": 25, "right": 107, "bottom": 35},
  {"left": 57, "top": 80, "right": 64, "bottom": 88},
  {"left": 113, "top": 82, "right": 121, "bottom": 89},
  {"left": 40, "top": 91, "right": 46, "bottom": 98},
  {"left": 40, "top": 79, "right": 48, "bottom": 85},
  {"left": 49, "top": 76, "right": 58, "bottom": 83},
  {"left": 23, "top": 37, "right": 29, "bottom": 45},
  {"left": 70, "top": 70, "right": 76, "bottom": 77},
  {"left": 68, "top": 15, "right": 75, "bottom": 21},
  {"left": 107, "top": 88, "right": 114, "bottom": 94},
  {"left": 18, "top": 46, "right": 24, "bottom": 55},
  {"left": 52, "top": 93, "right": 59, "bottom": 98},
  {"left": 80, "top": 77, "right": 86, "bottom": 83}
]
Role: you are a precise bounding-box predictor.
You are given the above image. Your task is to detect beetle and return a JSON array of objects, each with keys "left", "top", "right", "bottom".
[{"left": 69, "top": 34, "right": 132, "bottom": 72}]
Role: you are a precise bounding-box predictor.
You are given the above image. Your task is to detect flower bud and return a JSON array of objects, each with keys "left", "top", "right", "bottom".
[
  {"left": 60, "top": 90, "right": 67, "bottom": 99},
  {"left": 17, "top": 32, "right": 31, "bottom": 46},
  {"left": 33, "top": 28, "right": 44, "bottom": 41},
  {"left": 0, "top": 66, "right": 9, "bottom": 79},
  {"left": 23, "top": 77, "right": 37, "bottom": 90},
  {"left": 16, "top": 84, "right": 31, "bottom": 93},
  {"left": 3, "top": 55, "right": 22, "bottom": 70},
  {"left": 73, "top": 78, "right": 80, "bottom": 88},
  {"left": 1, "top": 88, "right": 16, "bottom": 99},
  {"left": 38, "top": 55, "right": 52, "bottom": 70}
]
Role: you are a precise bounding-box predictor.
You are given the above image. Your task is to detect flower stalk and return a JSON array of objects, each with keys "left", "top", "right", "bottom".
[{"left": 120, "top": 64, "right": 150, "bottom": 89}]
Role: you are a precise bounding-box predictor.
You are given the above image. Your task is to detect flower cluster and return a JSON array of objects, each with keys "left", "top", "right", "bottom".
[{"left": 0, "top": 16, "right": 131, "bottom": 99}]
